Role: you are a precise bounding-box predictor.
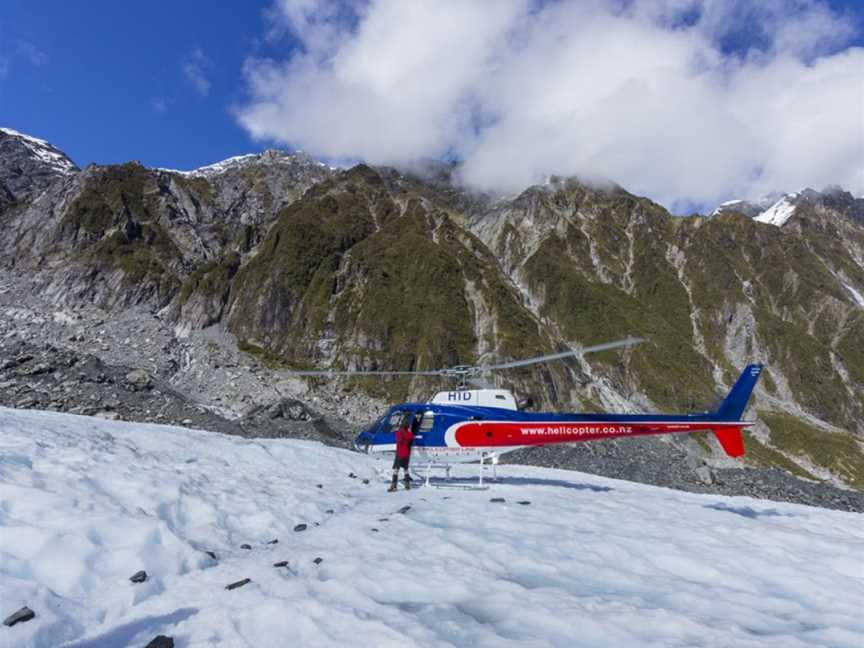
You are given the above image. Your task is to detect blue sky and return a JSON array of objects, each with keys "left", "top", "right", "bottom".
[
  {"left": 1, "top": 0, "right": 862, "bottom": 207},
  {"left": 0, "top": 0, "right": 293, "bottom": 169}
]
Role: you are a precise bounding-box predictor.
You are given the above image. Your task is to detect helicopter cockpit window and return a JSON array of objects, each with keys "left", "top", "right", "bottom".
[{"left": 382, "top": 411, "right": 409, "bottom": 434}]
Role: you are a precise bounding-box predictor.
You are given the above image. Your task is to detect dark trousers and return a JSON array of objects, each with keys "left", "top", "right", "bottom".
[{"left": 391, "top": 455, "right": 411, "bottom": 483}]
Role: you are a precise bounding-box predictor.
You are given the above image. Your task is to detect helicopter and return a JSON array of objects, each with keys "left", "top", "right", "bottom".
[{"left": 284, "top": 337, "right": 763, "bottom": 485}]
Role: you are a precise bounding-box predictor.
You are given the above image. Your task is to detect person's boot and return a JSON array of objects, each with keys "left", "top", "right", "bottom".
[
  {"left": 404, "top": 474, "right": 412, "bottom": 490},
  {"left": 388, "top": 473, "right": 398, "bottom": 492}
]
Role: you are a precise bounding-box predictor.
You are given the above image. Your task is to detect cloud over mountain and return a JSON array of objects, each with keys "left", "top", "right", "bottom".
[{"left": 237, "top": 0, "right": 864, "bottom": 209}]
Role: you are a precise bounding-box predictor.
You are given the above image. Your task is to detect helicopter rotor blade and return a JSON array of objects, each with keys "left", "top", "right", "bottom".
[
  {"left": 280, "top": 336, "right": 644, "bottom": 381},
  {"left": 577, "top": 336, "right": 645, "bottom": 355},
  {"left": 475, "top": 336, "right": 644, "bottom": 372},
  {"left": 281, "top": 369, "right": 443, "bottom": 377}
]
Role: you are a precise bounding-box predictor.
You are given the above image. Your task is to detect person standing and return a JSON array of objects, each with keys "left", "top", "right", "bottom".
[{"left": 388, "top": 414, "right": 415, "bottom": 492}]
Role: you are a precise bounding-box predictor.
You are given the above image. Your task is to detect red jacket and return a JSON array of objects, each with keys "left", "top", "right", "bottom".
[{"left": 395, "top": 426, "right": 415, "bottom": 459}]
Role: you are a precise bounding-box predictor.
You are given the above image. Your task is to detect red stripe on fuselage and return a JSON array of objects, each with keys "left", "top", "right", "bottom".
[{"left": 451, "top": 421, "right": 742, "bottom": 447}]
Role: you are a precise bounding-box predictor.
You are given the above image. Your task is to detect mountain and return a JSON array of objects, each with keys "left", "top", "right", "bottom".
[
  {"left": 1, "top": 126, "right": 863, "bottom": 498},
  {"left": 712, "top": 188, "right": 864, "bottom": 228},
  {"left": 0, "top": 127, "right": 77, "bottom": 203},
  {"left": 2, "top": 408, "right": 862, "bottom": 648}
]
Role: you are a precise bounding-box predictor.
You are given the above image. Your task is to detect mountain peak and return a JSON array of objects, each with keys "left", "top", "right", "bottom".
[
  {"left": 0, "top": 127, "right": 78, "bottom": 202},
  {"left": 158, "top": 148, "right": 333, "bottom": 178},
  {"left": 0, "top": 127, "right": 78, "bottom": 176},
  {"left": 710, "top": 187, "right": 864, "bottom": 227}
]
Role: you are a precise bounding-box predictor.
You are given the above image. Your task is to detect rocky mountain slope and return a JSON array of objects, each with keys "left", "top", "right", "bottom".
[
  {"left": 1, "top": 127, "right": 862, "bottom": 502},
  {"left": 0, "top": 127, "right": 77, "bottom": 202}
]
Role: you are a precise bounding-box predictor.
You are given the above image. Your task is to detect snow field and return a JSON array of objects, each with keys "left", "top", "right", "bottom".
[{"left": 1, "top": 407, "right": 863, "bottom": 647}]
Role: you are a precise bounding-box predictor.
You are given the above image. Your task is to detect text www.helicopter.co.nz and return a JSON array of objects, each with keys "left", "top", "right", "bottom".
[{"left": 520, "top": 425, "right": 634, "bottom": 437}]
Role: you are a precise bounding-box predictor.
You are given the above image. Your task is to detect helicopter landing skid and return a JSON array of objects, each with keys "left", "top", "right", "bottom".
[
  {"left": 371, "top": 455, "right": 499, "bottom": 490},
  {"left": 418, "top": 455, "right": 498, "bottom": 490}
]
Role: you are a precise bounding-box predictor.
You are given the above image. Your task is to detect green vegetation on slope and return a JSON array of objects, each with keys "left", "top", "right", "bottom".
[
  {"left": 330, "top": 202, "right": 477, "bottom": 370},
  {"left": 760, "top": 410, "right": 864, "bottom": 489},
  {"left": 741, "top": 431, "right": 819, "bottom": 481},
  {"left": 178, "top": 252, "right": 241, "bottom": 306},
  {"left": 524, "top": 233, "right": 716, "bottom": 410},
  {"left": 226, "top": 166, "right": 566, "bottom": 402},
  {"left": 676, "top": 213, "right": 859, "bottom": 428},
  {"left": 228, "top": 168, "right": 381, "bottom": 350},
  {"left": 58, "top": 164, "right": 184, "bottom": 305},
  {"left": 836, "top": 312, "right": 864, "bottom": 386},
  {"left": 61, "top": 164, "right": 153, "bottom": 242}
]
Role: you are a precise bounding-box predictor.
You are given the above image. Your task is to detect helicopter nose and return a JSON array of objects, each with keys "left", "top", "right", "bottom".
[{"left": 353, "top": 430, "right": 374, "bottom": 453}]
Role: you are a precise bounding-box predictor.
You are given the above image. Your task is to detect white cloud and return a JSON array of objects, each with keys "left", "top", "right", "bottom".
[
  {"left": 151, "top": 97, "right": 168, "bottom": 113},
  {"left": 15, "top": 39, "right": 48, "bottom": 66},
  {"left": 183, "top": 48, "right": 213, "bottom": 97},
  {"left": 0, "top": 38, "right": 48, "bottom": 79},
  {"left": 238, "top": 0, "right": 864, "bottom": 209}
]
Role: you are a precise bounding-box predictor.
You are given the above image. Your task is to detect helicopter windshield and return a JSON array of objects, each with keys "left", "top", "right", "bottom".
[{"left": 379, "top": 410, "right": 408, "bottom": 435}]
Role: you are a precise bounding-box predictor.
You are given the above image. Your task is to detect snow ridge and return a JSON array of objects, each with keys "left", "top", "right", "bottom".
[
  {"left": 0, "top": 127, "right": 78, "bottom": 175},
  {"left": 159, "top": 150, "right": 333, "bottom": 177},
  {"left": 710, "top": 199, "right": 744, "bottom": 216}
]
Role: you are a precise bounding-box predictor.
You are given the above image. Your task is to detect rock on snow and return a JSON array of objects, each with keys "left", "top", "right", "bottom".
[
  {"left": 3, "top": 607, "right": 35, "bottom": 627},
  {"left": 0, "top": 407, "right": 862, "bottom": 647}
]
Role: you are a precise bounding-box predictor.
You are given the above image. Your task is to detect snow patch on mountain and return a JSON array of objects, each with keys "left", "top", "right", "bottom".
[
  {"left": 2, "top": 408, "right": 863, "bottom": 648},
  {"left": 0, "top": 127, "right": 78, "bottom": 175},
  {"left": 710, "top": 199, "right": 745, "bottom": 216},
  {"left": 158, "top": 149, "right": 334, "bottom": 177},
  {"left": 188, "top": 153, "right": 261, "bottom": 176},
  {"left": 709, "top": 192, "right": 801, "bottom": 225},
  {"left": 754, "top": 194, "right": 799, "bottom": 227},
  {"left": 843, "top": 282, "right": 864, "bottom": 308}
]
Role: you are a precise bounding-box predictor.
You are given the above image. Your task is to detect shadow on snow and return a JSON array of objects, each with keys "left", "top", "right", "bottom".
[
  {"left": 422, "top": 475, "right": 613, "bottom": 492},
  {"left": 704, "top": 502, "right": 799, "bottom": 519},
  {"left": 61, "top": 607, "right": 199, "bottom": 648}
]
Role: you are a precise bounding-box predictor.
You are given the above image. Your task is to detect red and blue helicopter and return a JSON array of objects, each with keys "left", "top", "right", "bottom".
[{"left": 288, "top": 338, "right": 762, "bottom": 480}]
